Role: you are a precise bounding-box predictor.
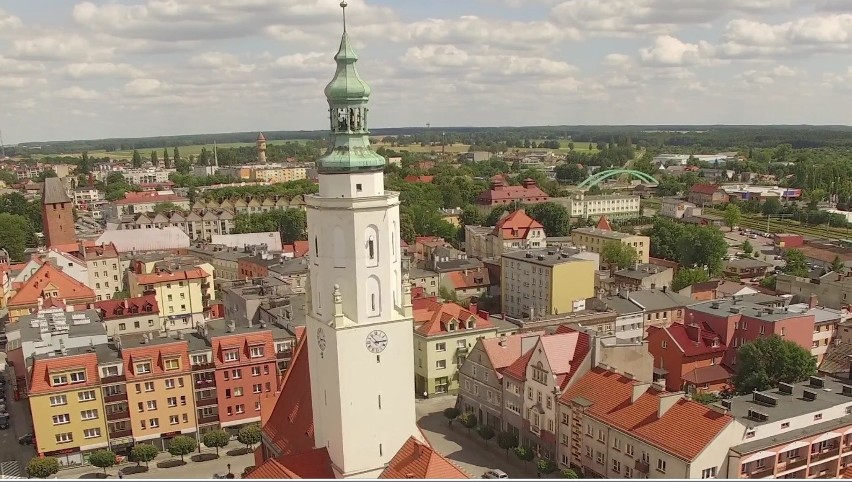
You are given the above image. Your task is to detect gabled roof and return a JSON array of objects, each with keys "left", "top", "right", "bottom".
[
  {"left": 29, "top": 352, "right": 100, "bottom": 395},
  {"left": 261, "top": 335, "right": 315, "bottom": 457},
  {"left": 596, "top": 216, "right": 612, "bottom": 231},
  {"left": 445, "top": 268, "right": 491, "bottom": 291},
  {"left": 135, "top": 267, "right": 209, "bottom": 285},
  {"left": 42, "top": 176, "right": 71, "bottom": 205},
  {"left": 414, "top": 299, "right": 494, "bottom": 337},
  {"left": 493, "top": 209, "right": 543, "bottom": 240},
  {"left": 379, "top": 437, "right": 469, "bottom": 479},
  {"left": 559, "top": 368, "right": 733, "bottom": 461},
  {"left": 94, "top": 295, "right": 159, "bottom": 320},
  {"left": 9, "top": 262, "right": 95, "bottom": 307},
  {"left": 690, "top": 183, "right": 723, "bottom": 195},
  {"left": 647, "top": 323, "right": 726, "bottom": 357},
  {"left": 502, "top": 330, "right": 590, "bottom": 389},
  {"left": 480, "top": 331, "right": 545, "bottom": 378},
  {"left": 245, "top": 448, "right": 334, "bottom": 479}
]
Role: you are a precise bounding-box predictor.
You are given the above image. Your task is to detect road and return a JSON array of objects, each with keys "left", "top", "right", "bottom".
[
  {"left": 0, "top": 366, "right": 35, "bottom": 478},
  {"left": 416, "top": 396, "right": 538, "bottom": 479}
]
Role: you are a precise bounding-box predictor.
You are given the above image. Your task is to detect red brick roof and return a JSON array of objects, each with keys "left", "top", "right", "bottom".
[
  {"left": 28, "top": 352, "right": 101, "bottom": 395},
  {"left": 481, "top": 331, "right": 546, "bottom": 379},
  {"left": 414, "top": 299, "right": 494, "bottom": 337},
  {"left": 282, "top": 241, "right": 309, "bottom": 258},
  {"left": 135, "top": 267, "right": 209, "bottom": 285},
  {"left": 9, "top": 262, "right": 95, "bottom": 308},
  {"left": 245, "top": 448, "right": 334, "bottom": 479},
  {"left": 94, "top": 295, "right": 159, "bottom": 319},
  {"left": 379, "top": 437, "right": 469, "bottom": 479},
  {"left": 213, "top": 331, "right": 275, "bottom": 366},
  {"left": 121, "top": 339, "right": 191, "bottom": 380},
  {"left": 476, "top": 178, "right": 549, "bottom": 204},
  {"left": 261, "top": 336, "right": 315, "bottom": 457},
  {"left": 596, "top": 216, "right": 613, "bottom": 231},
  {"left": 502, "top": 330, "right": 590, "bottom": 389},
  {"left": 647, "top": 323, "right": 726, "bottom": 357},
  {"left": 493, "top": 209, "right": 543, "bottom": 240},
  {"left": 445, "top": 268, "right": 490, "bottom": 291},
  {"left": 690, "top": 184, "right": 723, "bottom": 195},
  {"left": 559, "top": 368, "right": 733, "bottom": 461}
]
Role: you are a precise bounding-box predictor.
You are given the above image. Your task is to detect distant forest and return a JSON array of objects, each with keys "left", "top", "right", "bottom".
[{"left": 9, "top": 125, "right": 852, "bottom": 156}]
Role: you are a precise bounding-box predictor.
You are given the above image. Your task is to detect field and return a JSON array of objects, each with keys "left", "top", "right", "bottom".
[
  {"left": 371, "top": 140, "right": 599, "bottom": 155},
  {"left": 34, "top": 140, "right": 311, "bottom": 160}
]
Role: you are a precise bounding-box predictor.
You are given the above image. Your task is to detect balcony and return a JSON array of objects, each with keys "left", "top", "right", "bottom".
[
  {"left": 103, "top": 393, "right": 127, "bottom": 404},
  {"left": 101, "top": 375, "right": 126, "bottom": 384},
  {"left": 109, "top": 429, "right": 133, "bottom": 439},
  {"left": 198, "top": 414, "right": 219, "bottom": 425},
  {"left": 276, "top": 350, "right": 293, "bottom": 360},
  {"left": 750, "top": 467, "right": 775, "bottom": 479},
  {"left": 456, "top": 345, "right": 469, "bottom": 354},
  {"left": 811, "top": 447, "right": 841, "bottom": 463},
  {"left": 201, "top": 282, "right": 210, "bottom": 290},
  {"left": 780, "top": 457, "right": 808, "bottom": 471},
  {"left": 634, "top": 460, "right": 650, "bottom": 473},
  {"left": 107, "top": 409, "right": 130, "bottom": 421},
  {"left": 529, "top": 425, "right": 540, "bottom": 436},
  {"left": 192, "top": 362, "right": 216, "bottom": 371},
  {"left": 197, "top": 397, "right": 217, "bottom": 407},
  {"left": 195, "top": 379, "right": 215, "bottom": 389}
]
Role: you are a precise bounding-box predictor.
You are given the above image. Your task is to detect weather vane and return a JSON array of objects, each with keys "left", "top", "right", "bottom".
[{"left": 340, "top": 1, "right": 348, "bottom": 32}]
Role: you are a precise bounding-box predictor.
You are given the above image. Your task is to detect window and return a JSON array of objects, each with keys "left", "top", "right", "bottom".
[
  {"left": 255, "top": 401, "right": 262, "bottom": 411},
  {"left": 81, "top": 409, "right": 98, "bottom": 420},
  {"left": 626, "top": 443, "right": 634, "bottom": 456},
  {"left": 657, "top": 459, "right": 667, "bottom": 473},
  {"left": 234, "top": 387, "right": 244, "bottom": 397},
  {"left": 79, "top": 390, "right": 96, "bottom": 402},
  {"left": 252, "top": 366, "right": 261, "bottom": 376},
  {"left": 612, "top": 459, "right": 621, "bottom": 473},
  {"left": 596, "top": 451, "right": 605, "bottom": 464},
  {"left": 49, "top": 395, "right": 67, "bottom": 406},
  {"left": 52, "top": 374, "right": 68, "bottom": 386},
  {"left": 702, "top": 467, "right": 717, "bottom": 479},
  {"left": 436, "top": 360, "right": 447, "bottom": 369},
  {"left": 169, "top": 415, "right": 179, "bottom": 425},
  {"left": 253, "top": 384, "right": 262, "bottom": 394},
  {"left": 814, "top": 413, "right": 823, "bottom": 421},
  {"left": 586, "top": 424, "right": 593, "bottom": 436},
  {"left": 528, "top": 387, "right": 534, "bottom": 400},
  {"left": 661, "top": 340, "right": 667, "bottom": 349},
  {"left": 149, "top": 418, "right": 159, "bottom": 428},
  {"left": 250, "top": 346, "right": 264, "bottom": 358},
  {"left": 55, "top": 433, "right": 73, "bottom": 444},
  {"left": 144, "top": 381, "right": 155, "bottom": 392},
  {"left": 356, "top": 183, "right": 363, "bottom": 192},
  {"left": 597, "top": 429, "right": 605, "bottom": 442},
  {"left": 140, "top": 420, "right": 146, "bottom": 429},
  {"left": 53, "top": 414, "right": 70, "bottom": 425},
  {"left": 236, "top": 404, "right": 245, "bottom": 414},
  {"left": 224, "top": 350, "right": 238, "bottom": 361},
  {"left": 147, "top": 400, "right": 157, "bottom": 410},
  {"left": 165, "top": 378, "right": 175, "bottom": 389},
  {"left": 164, "top": 358, "right": 180, "bottom": 371},
  {"left": 118, "top": 323, "right": 126, "bottom": 331},
  {"left": 612, "top": 437, "right": 621, "bottom": 451},
  {"left": 83, "top": 428, "right": 101, "bottom": 439},
  {"left": 136, "top": 362, "right": 152, "bottom": 374},
  {"left": 182, "top": 413, "right": 188, "bottom": 422},
  {"left": 102, "top": 366, "right": 119, "bottom": 377},
  {"left": 167, "top": 397, "right": 177, "bottom": 407},
  {"left": 625, "top": 466, "right": 634, "bottom": 478},
  {"left": 436, "top": 342, "right": 446, "bottom": 352},
  {"left": 585, "top": 447, "right": 593, "bottom": 459},
  {"left": 232, "top": 369, "right": 241, "bottom": 379}
]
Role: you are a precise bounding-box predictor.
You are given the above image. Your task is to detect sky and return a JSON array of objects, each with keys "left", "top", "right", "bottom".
[{"left": 1, "top": 0, "right": 851, "bottom": 143}]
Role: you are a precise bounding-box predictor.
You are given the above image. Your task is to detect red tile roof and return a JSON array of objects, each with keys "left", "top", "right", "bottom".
[
  {"left": 476, "top": 178, "right": 549, "bottom": 204},
  {"left": 121, "top": 339, "right": 191, "bottom": 380},
  {"left": 115, "top": 191, "right": 188, "bottom": 205},
  {"left": 596, "top": 216, "right": 612, "bottom": 231},
  {"left": 28, "top": 352, "right": 101, "bottom": 395},
  {"left": 94, "top": 295, "right": 159, "bottom": 319},
  {"left": 135, "top": 267, "right": 209, "bottom": 285},
  {"left": 41, "top": 297, "right": 67, "bottom": 310},
  {"left": 414, "top": 299, "right": 494, "bottom": 337},
  {"left": 647, "top": 323, "right": 726, "bottom": 357},
  {"left": 559, "top": 368, "right": 733, "bottom": 461},
  {"left": 282, "top": 241, "right": 309, "bottom": 258},
  {"left": 245, "top": 448, "right": 335, "bottom": 479},
  {"left": 380, "top": 437, "right": 469, "bottom": 479},
  {"left": 404, "top": 175, "right": 435, "bottom": 184},
  {"left": 8, "top": 262, "right": 95, "bottom": 308},
  {"left": 480, "top": 331, "right": 546, "bottom": 379},
  {"left": 493, "top": 209, "right": 543, "bottom": 240},
  {"left": 502, "top": 330, "right": 590, "bottom": 389},
  {"left": 81, "top": 242, "right": 119, "bottom": 260},
  {"left": 690, "top": 184, "right": 723, "bottom": 195},
  {"left": 261, "top": 336, "right": 315, "bottom": 457}
]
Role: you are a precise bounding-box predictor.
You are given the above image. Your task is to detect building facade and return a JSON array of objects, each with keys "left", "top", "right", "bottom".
[
  {"left": 42, "top": 177, "right": 77, "bottom": 248},
  {"left": 571, "top": 227, "right": 650, "bottom": 265}
]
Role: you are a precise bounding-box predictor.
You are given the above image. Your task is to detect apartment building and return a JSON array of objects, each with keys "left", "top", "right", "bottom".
[
  {"left": 723, "top": 258, "right": 773, "bottom": 281},
  {"left": 688, "top": 184, "right": 729, "bottom": 206},
  {"left": 118, "top": 168, "right": 175, "bottom": 185},
  {"left": 501, "top": 248, "right": 597, "bottom": 320},
  {"left": 776, "top": 271, "right": 852, "bottom": 310},
  {"left": 413, "top": 298, "right": 497, "bottom": 396},
  {"left": 571, "top": 227, "right": 650, "bottom": 265},
  {"left": 192, "top": 195, "right": 307, "bottom": 215},
  {"left": 127, "top": 264, "right": 214, "bottom": 330},
  {"left": 562, "top": 192, "right": 641, "bottom": 220},
  {"left": 81, "top": 243, "right": 123, "bottom": 301},
  {"left": 646, "top": 322, "right": 730, "bottom": 393},
  {"left": 94, "top": 295, "right": 160, "bottom": 337},
  {"left": 659, "top": 198, "right": 701, "bottom": 219},
  {"left": 475, "top": 177, "right": 550, "bottom": 211},
  {"left": 557, "top": 367, "right": 737, "bottom": 479},
  {"left": 115, "top": 209, "right": 236, "bottom": 242},
  {"left": 28, "top": 351, "right": 110, "bottom": 466},
  {"left": 43, "top": 249, "right": 89, "bottom": 286},
  {"left": 612, "top": 264, "right": 674, "bottom": 292},
  {"left": 121, "top": 333, "right": 197, "bottom": 451},
  {"left": 464, "top": 209, "right": 547, "bottom": 259},
  {"left": 109, "top": 191, "right": 190, "bottom": 218},
  {"left": 216, "top": 164, "right": 309, "bottom": 183},
  {"left": 7, "top": 262, "right": 96, "bottom": 323}
]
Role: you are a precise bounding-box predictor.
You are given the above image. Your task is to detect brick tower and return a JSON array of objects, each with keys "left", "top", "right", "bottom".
[{"left": 41, "top": 177, "right": 76, "bottom": 248}]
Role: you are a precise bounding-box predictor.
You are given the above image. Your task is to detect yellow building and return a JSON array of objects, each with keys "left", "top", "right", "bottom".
[
  {"left": 571, "top": 226, "right": 650, "bottom": 264},
  {"left": 412, "top": 299, "right": 498, "bottom": 396},
  {"left": 501, "top": 248, "right": 596, "bottom": 320},
  {"left": 128, "top": 263, "right": 214, "bottom": 330},
  {"left": 28, "top": 351, "right": 110, "bottom": 465},
  {"left": 121, "top": 335, "right": 198, "bottom": 451}
]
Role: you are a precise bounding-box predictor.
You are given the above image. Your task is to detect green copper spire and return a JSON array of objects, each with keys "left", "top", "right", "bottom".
[{"left": 317, "top": 0, "right": 386, "bottom": 175}]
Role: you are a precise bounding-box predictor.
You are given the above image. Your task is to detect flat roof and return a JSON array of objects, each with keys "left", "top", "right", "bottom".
[
  {"left": 18, "top": 310, "right": 106, "bottom": 342},
  {"left": 502, "top": 248, "right": 590, "bottom": 267},
  {"left": 689, "top": 299, "right": 806, "bottom": 323},
  {"left": 572, "top": 227, "right": 639, "bottom": 240},
  {"left": 614, "top": 264, "right": 671, "bottom": 280}
]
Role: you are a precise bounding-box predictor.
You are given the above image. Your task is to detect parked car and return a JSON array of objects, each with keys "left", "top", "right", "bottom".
[
  {"left": 0, "top": 414, "right": 9, "bottom": 430},
  {"left": 482, "top": 469, "right": 509, "bottom": 479},
  {"left": 18, "top": 433, "right": 34, "bottom": 445}
]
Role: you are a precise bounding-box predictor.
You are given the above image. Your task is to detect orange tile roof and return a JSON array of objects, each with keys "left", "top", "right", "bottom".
[
  {"left": 414, "top": 299, "right": 494, "bottom": 337},
  {"left": 559, "top": 367, "right": 733, "bottom": 461},
  {"left": 135, "top": 267, "right": 209, "bottom": 285},
  {"left": 842, "top": 465, "right": 852, "bottom": 479},
  {"left": 493, "top": 209, "right": 543, "bottom": 240},
  {"left": 380, "top": 437, "right": 469, "bottom": 479},
  {"left": 261, "top": 335, "right": 315, "bottom": 457},
  {"left": 480, "top": 331, "right": 545, "bottom": 378},
  {"left": 8, "top": 262, "right": 95, "bottom": 308},
  {"left": 502, "top": 331, "right": 590, "bottom": 389},
  {"left": 404, "top": 175, "right": 435, "bottom": 184},
  {"left": 121, "top": 339, "right": 191, "bottom": 380},
  {"left": 246, "top": 448, "right": 335, "bottom": 479},
  {"left": 446, "top": 268, "right": 490, "bottom": 291},
  {"left": 596, "top": 215, "right": 612, "bottom": 231},
  {"left": 93, "top": 295, "right": 159, "bottom": 320},
  {"left": 28, "top": 352, "right": 100, "bottom": 395}
]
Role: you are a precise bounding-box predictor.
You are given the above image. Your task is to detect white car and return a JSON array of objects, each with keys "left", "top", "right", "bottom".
[{"left": 482, "top": 469, "right": 509, "bottom": 479}]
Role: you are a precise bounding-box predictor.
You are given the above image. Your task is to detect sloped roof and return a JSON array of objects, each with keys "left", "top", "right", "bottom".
[
  {"left": 493, "top": 209, "right": 543, "bottom": 240},
  {"left": 261, "top": 336, "right": 315, "bottom": 456},
  {"left": 94, "top": 295, "right": 159, "bottom": 320},
  {"left": 414, "top": 299, "right": 494, "bottom": 337},
  {"left": 121, "top": 338, "right": 191, "bottom": 380},
  {"left": 476, "top": 179, "right": 549, "bottom": 203},
  {"left": 29, "top": 352, "right": 100, "bottom": 395},
  {"left": 9, "top": 262, "right": 95, "bottom": 307},
  {"left": 501, "top": 330, "right": 590, "bottom": 389},
  {"left": 560, "top": 367, "right": 733, "bottom": 461},
  {"left": 114, "top": 191, "right": 188, "bottom": 205},
  {"left": 97, "top": 227, "right": 190, "bottom": 252},
  {"left": 647, "top": 323, "right": 726, "bottom": 357},
  {"left": 42, "top": 176, "right": 71, "bottom": 205},
  {"left": 135, "top": 267, "right": 209, "bottom": 285},
  {"left": 481, "top": 331, "right": 545, "bottom": 378},
  {"left": 690, "top": 184, "right": 723, "bottom": 195},
  {"left": 245, "top": 448, "right": 334, "bottom": 479},
  {"left": 379, "top": 437, "right": 469, "bottom": 479},
  {"left": 446, "top": 268, "right": 490, "bottom": 291},
  {"left": 596, "top": 216, "right": 612, "bottom": 231}
]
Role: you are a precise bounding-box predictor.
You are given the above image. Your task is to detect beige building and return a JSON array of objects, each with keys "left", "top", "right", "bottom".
[
  {"left": 659, "top": 197, "right": 701, "bottom": 219},
  {"left": 217, "top": 164, "right": 309, "bottom": 183},
  {"left": 192, "top": 195, "right": 307, "bottom": 215},
  {"left": 571, "top": 227, "right": 650, "bottom": 265},
  {"left": 776, "top": 271, "right": 852, "bottom": 310},
  {"left": 465, "top": 209, "right": 546, "bottom": 259},
  {"left": 560, "top": 192, "right": 642, "bottom": 220},
  {"left": 114, "top": 209, "right": 236, "bottom": 242},
  {"left": 501, "top": 248, "right": 597, "bottom": 320},
  {"left": 81, "top": 243, "right": 124, "bottom": 301},
  {"left": 127, "top": 262, "right": 215, "bottom": 331}
]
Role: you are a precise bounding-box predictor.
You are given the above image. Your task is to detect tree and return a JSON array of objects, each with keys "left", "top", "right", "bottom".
[
  {"left": 163, "top": 148, "right": 171, "bottom": 169},
  {"left": 459, "top": 412, "right": 477, "bottom": 435},
  {"left": 199, "top": 147, "right": 211, "bottom": 166},
  {"left": 130, "top": 443, "right": 158, "bottom": 468},
  {"left": 691, "top": 391, "right": 721, "bottom": 405},
  {"left": 537, "top": 458, "right": 557, "bottom": 477},
  {"left": 443, "top": 407, "right": 460, "bottom": 426},
  {"left": 89, "top": 449, "right": 117, "bottom": 475},
  {"left": 733, "top": 335, "right": 817, "bottom": 394},
  {"left": 167, "top": 435, "right": 197, "bottom": 462},
  {"left": 150, "top": 150, "right": 159, "bottom": 167},
  {"left": 175, "top": 158, "right": 192, "bottom": 174},
  {"left": 173, "top": 146, "right": 181, "bottom": 163},
  {"left": 0, "top": 213, "right": 35, "bottom": 261},
  {"left": 601, "top": 240, "right": 639, "bottom": 270},
  {"left": 26, "top": 457, "right": 60, "bottom": 478},
  {"left": 831, "top": 255, "right": 845, "bottom": 273},
  {"left": 723, "top": 203, "right": 742, "bottom": 231},
  {"left": 78, "top": 151, "right": 92, "bottom": 174},
  {"left": 555, "top": 163, "right": 586, "bottom": 184},
  {"left": 496, "top": 431, "right": 519, "bottom": 458},
  {"left": 131, "top": 149, "right": 143, "bottom": 168},
  {"left": 526, "top": 202, "right": 570, "bottom": 237},
  {"left": 782, "top": 249, "right": 810, "bottom": 277},
  {"left": 562, "top": 468, "right": 580, "bottom": 478},
  {"left": 761, "top": 197, "right": 781, "bottom": 216},
  {"left": 476, "top": 425, "right": 495, "bottom": 445},
  {"left": 237, "top": 424, "right": 262, "bottom": 450},
  {"left": 742, "top": 239, "right": 753, "bottom": 255},
  {"left": 34, "top": 169, "right": 57, "bottom": 182},
  {"left": 671, "top": 267, "right": 710, "bottom": 292},
  {"left": 202, "top": 429, "right": 231, "bottom": 457},
  {"left": 153, "top": 202, "right": 181, "bottom": 214},
  {"left": 760, "top": 275, "right": 777, "bottom": 290},
  {"left": 514, "top": 446, "right": 534, "bottom": 465},
  {"left": 400, "top": 212, "right": 416, "bottom": 243}
]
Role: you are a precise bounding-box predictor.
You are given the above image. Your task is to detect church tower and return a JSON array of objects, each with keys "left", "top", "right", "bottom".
[
  {"left": 256, "top": 132, "right": 267, "bottom": 164},
  {"left": 305, "top": 1, "right": 417, "bottom": 478},
  {"left": 41, "top": 176, "right": 76, "bottom": 248}
]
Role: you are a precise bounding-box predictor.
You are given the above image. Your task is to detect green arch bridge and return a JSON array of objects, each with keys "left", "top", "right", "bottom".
[{"left": 577, "top": 168, "right": 659, "bottom": 189}]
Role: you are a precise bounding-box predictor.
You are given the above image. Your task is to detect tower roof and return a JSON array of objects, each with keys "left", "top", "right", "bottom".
[
  {"left": 257, "top": 132, "right": 266, "bottom": 142},
  {"left": 42, "top": 177, "right": 71, "bottom": 205}
]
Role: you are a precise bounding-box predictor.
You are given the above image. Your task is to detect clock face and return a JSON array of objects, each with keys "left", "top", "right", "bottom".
[
  {"left": 317, "top": 327, "right": 326, "bottom": 351},
  {"left": 365, "top": 330, "right": 388, "bottom": 354}
]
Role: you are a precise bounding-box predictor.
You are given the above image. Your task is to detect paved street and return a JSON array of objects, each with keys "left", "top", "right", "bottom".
[
  {"left": 416, "top": 396, "right": 539, "bottom": 479},
  {"left": 0, "top": 366, "right": 35, "bottom": 479}
]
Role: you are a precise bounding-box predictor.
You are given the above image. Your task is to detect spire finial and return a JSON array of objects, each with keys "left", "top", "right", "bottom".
[{"left": 340, "top": 1, "right": 348, "bottom": 32}]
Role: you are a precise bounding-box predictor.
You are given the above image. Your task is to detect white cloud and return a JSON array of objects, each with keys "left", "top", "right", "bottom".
[
  {"left": 0, "top": 8, "right": 22, "bottom": 31},
  {"left": 640, "top": 36, "right": 702, "bottom": 66},
  {"left": 12, "top": 34, "right": 113, "bottom": 61},
  {"left": 401, "top": 45, "right": 575, "bottom": 77},
  {"left": 54, "top": 86, "right": 102, "bottom": 101},
  {"left": 124, "top": 78, "right": 162, "bottom": 97},
  {"left": 63, "top": 62, "right": 145, "bottom": 79}
]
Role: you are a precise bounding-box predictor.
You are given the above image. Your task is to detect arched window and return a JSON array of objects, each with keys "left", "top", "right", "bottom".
[
  {"left": 365, "top": 225, "right": 379, "bottom": 267},
  {"left": 368, "top": 236, "right": 375, "bottom": 260},
  {"left": 366, "top": 276, "right": 381, "bottom": 316}
]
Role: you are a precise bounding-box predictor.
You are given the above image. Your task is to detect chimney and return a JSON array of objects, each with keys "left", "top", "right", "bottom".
[
  {"left": 657, "top": 392, "right": 681, "bottom": 418},
  {"left": 468, "top": 302, "right": 478, "bottom": 316},
  {"left": 809, "top": 293, "right": 819, "bottom": 309},
  {"left": 684, "top": 323, "right": 701, "bottom": 343}
]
